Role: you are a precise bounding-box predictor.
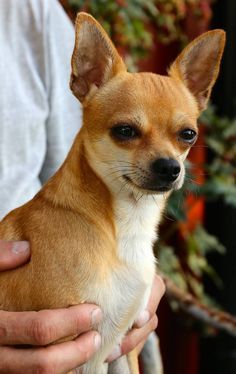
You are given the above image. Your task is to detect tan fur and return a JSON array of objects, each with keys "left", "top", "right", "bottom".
[
  {"left": 169, "top": 29, "right": 226, "bottom": 111},
  {"left": 0, "top": 13, "right": 225, "bottom": 374}
]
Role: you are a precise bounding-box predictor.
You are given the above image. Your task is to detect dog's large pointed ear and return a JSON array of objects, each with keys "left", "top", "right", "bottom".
[
  {"left": 70, "top": 13, "right": 126, "bottom": 103},
  {"left": 169, "top": 30, "right": 226, "bottom": 112}
]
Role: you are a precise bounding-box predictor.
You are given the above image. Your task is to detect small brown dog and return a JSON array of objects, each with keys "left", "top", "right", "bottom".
[{"left": 0, "top": 13, "right": 225, "bottom": 374}]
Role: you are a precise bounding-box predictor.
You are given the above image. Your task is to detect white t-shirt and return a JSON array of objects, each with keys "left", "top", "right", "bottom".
[{"left": 0, "top": 0, "right": 82, "bottom": 219}]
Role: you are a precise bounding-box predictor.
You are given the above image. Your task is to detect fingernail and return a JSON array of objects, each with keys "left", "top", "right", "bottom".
[
  {"left": 91, "top": 308, "right": 103, "bottom": 326},
  {"left": 108, "top": 345, "right": 121, "bottom": 361},
  {"left": 12, "top": 241, "right": 29, "bottom": 254},
  {"left": 93, "top": 333, "right": 102, "bottom": 350},
  {"left": 135, "top": 310, "right": 150, "bottom": 328}
]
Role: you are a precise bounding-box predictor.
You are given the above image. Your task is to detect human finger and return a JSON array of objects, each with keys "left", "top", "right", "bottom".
[
  {"left": 0, "top": 305, "right": 102, "bottom": 346},
  {"left": 0, "top": 330, "right": 101, "bottom": 373},
  {"left": 134, "top": 274, "right": 165, "bottom": 328},
  {"left": 0, "top": 240, "right": 30, "bottom": 271},
  {"left": 107, "top": 315, "right": 158, "bottom": 362}
]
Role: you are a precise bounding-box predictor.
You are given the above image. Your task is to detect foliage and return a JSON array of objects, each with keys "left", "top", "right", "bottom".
[
  {"left": 200, "top": 106, "right": 236, "bottom": 206},
  {"left": 158, "top": 223, "right": 226, "bottom": 304},
  {"left": 68, "top": 0, "right": 213, "bottom": 69}
]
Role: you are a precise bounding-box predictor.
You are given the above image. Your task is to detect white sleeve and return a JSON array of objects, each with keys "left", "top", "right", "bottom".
[
  {"left": 0, "top": 0, "right": 82, "bottom": 219},
  {"left": 39, "top": 0, "right": 82, "bottom": 183}
]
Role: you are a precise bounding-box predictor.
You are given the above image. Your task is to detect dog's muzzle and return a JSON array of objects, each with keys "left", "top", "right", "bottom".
[{"left": 124, "top": 158, "right": 181, "bottom": 193}]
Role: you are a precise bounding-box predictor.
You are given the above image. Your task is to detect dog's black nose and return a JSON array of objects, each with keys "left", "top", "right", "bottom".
[{"left": 151, "top": 158, "right": 180, "bottom": 183}]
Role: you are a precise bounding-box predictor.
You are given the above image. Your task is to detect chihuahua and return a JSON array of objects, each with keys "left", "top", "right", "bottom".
[{"left": 0, "top": 13, "right": 225, "bottom": 374}]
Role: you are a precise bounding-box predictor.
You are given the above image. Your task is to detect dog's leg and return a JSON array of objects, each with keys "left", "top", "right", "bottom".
[
  {"left": 127, "top": 350, "right": 139, "bottom": 374},
  {"left": 73, "top": 362, "right": 108, "bottom": 374},
  {"left": 108, "top": 350, "right": 139, "bottom": 374},
  {"left": 108, "top": 356, "right": 130, "bottom": 374}
]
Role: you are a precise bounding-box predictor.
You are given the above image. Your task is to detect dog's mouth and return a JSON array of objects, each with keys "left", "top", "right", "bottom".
[{"left": 123, "top": 175, "right": 175, "bottom": 193}]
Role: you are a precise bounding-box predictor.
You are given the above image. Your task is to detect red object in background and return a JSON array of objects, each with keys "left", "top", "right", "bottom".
[
  {"left": 180, "top": 128, "right": 206, "bottom": 237},
  {"left": 183, "top": 0, "right": 213, "bottom": 40},
  {"left": 138, "top": 24, "right": 179, "bottom": 75}
]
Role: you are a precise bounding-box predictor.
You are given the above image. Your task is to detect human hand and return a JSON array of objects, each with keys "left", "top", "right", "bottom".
[
  {"left": 0, "top": 240, "right": 102, "bottom": 373},
  {"left": 107, "top": 274, "right": 165, "bottom": 362}
]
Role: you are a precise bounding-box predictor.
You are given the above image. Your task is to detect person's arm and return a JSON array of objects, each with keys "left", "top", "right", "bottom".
[
  {"left": 0, "top": 0, "right": 82, "bottom": 219},
  {"left": 0, "top": 240, "right": 102, "bottom": 373},
  {"left": 39, "top": 0, "right": 82, "bottom": 184}
]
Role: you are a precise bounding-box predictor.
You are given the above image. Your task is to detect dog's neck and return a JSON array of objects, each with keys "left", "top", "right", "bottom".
[{"left": 38, "top": 136, "right": 113, "bottom": 228}]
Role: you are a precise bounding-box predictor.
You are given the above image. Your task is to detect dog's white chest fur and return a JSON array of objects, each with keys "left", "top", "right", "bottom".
[
  {"left": 113, "top": 195, "right": 162, "bottom": 324},
  {"left": 83, "top": 195, "right": 162, "bottom": 373},
  {"left": 115, "top": 196, "right": 160, "bottom": 278}
]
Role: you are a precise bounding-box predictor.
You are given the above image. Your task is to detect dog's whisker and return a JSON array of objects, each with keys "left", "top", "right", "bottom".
[
  {"left": 106, "top": 160, "right": 136, "bottom": 167},
  {"left": 106, "top": 164, "right": 137, "bottom": 169},
  {"left": 176, "top": 150, "right": 188, "bottom": 158},
  {"left": 136, "top": 193, "right": 144, "bottom": 203},
  {"left": 116, "top": 176, "right": 132, "bottom": 195},
  {"left": 185, "top": 176, "right": 202, "bottom": 186},
  {"left": 104, "top": 169, "right": 135, "bottom": 179},
  {"left": 151, "top": 195, "right": 160, "bottom": 209}
]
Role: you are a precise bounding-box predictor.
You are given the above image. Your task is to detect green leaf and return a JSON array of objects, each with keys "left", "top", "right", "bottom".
[
  {"left": 158, "top": 245, "right": 187, "bottom": 291},
  {"left": 191, "top": 225, "right": 226, "bottom": 255}
]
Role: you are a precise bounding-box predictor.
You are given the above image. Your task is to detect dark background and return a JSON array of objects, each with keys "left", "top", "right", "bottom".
[{"left": 200, "top": 1, "right": 236, "bottom": 373}]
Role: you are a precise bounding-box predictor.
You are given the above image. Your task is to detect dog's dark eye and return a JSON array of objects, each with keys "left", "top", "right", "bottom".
[
  {"left": 111, "top": 125, "right": 139, "bottom": 141},
  {"left": 178, "top": 129, "right": 197, "bottom": 144}
]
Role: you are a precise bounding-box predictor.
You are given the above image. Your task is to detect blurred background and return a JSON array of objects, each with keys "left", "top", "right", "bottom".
[{"left": 61, "top": 1, "right": 236, "bottom": 373}]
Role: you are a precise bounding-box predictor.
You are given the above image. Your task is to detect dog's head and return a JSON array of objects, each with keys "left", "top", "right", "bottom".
[{"left": 70, "top": 13, "right": 225, "bottom": 196}]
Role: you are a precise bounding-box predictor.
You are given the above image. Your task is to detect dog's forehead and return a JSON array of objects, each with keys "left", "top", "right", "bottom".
[{"left": 97, "top": 72, "right": 198, "bottom": 125}]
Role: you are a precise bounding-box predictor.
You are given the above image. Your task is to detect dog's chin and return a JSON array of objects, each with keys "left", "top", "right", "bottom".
[{"left": 123, "top": 175, "right": 180, "bottom": 194}]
